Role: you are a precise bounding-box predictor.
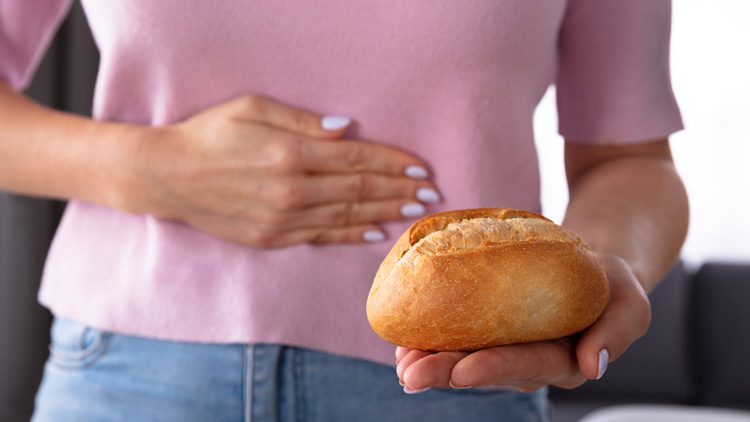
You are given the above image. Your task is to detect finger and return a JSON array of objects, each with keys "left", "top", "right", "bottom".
[
  {"left": 450, "top": 341, "right": 581, "bottom": 389},
  {"left": 269, "top": 224, "right": 387, "bottom": 247},
  {"left": 267, "top": 174, "right": 440, "bottom": 208},
  {"left": 295, "top": 138, "right": 431, "bottom": 177},
  {"left": 273, "top": 199, "right": 427, "bottom": 231},
  {"left": 226, "top": 94, "right": 350, "bottom": 139},
  {"left": 396, "top": 350, "right": 434, "bottom": 384},
  {"left": 402, "top": 352, "right": 470, "bottom": 390},
  {"left": 576, "top": 255, "right": 651, "bottom": 380},
  {"left": 205, "top": 217, "right": 387, "bottom": 248},
  {"left": 396, "top": 347, "right": 410, "bottom": 365}
]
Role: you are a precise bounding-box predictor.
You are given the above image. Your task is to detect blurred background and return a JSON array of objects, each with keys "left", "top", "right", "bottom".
[
  {"left": 1, "top": 1, "right": 748, "bottom": 421},
  {"left": 535, "top": 0, "right": 750, "bottom": 269}
]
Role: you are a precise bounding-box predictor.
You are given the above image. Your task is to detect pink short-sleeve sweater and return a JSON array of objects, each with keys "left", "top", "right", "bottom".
[{"left": 0, "top": 0, "right": 682, "bottom": 366}]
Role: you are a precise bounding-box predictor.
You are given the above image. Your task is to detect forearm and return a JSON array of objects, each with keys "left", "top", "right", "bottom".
[
  {"left": 0, "top": 81, "right": 149, "bottom": 210},
  {"left": 562, "top": 140, "right": 689, "bottom": 292}
]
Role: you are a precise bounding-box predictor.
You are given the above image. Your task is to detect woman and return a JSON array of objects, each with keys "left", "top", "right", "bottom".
[{"left": 0, "top": 0, "right": 688, "bottom": 420}]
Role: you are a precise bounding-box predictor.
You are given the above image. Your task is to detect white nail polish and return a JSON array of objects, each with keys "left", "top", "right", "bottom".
[
  {"left": 398, "top": 379, "right": 405, "bottom": 387},
  {"left": 405, "top": 165, "right": 429, "bottom": 179},
  {"left": 363, "top": 230, "right": 386, "bottom": 243},
  {"left": 449, "top": 380, "right": 471, "bottom": 389},
  {"left": 597, "top": 348, "right": 609, "bottom": 380},
  {"left": 321, "top": 115, "right": 351, "bottom": 131},
  {"left": 403, "top": 386, "right": 431, "bottom": 394},
  {"left": 401, "top": 203, "right": 426, "bottom": 218},
  {"left": 416, "top": 187, "right": 441, "bottom": 204}
]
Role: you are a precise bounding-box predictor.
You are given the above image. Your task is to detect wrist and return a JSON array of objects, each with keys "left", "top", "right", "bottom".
[
  {"left": 100, "top": 123, "right": 167, "bottom": 216},
  {"left": 595, "top": 251, "right": 654, "bottom": 294}
]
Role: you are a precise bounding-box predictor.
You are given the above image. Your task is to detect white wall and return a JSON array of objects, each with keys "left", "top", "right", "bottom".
[{"left": 534, "top": 0, "right": 750, "bottom": 269}]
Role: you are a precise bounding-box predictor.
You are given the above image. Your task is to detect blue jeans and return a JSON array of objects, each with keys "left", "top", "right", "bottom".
[{"left": 32, "top": 318, "right": 550, "bottom": 421}]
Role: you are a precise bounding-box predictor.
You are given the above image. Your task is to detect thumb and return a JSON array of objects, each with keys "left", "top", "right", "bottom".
[
  {"left": 226, "top": 94, "right": 351, "bottom": 139},
  {"left": 576, "top": 255, "right": 651, "bottom": 380}
]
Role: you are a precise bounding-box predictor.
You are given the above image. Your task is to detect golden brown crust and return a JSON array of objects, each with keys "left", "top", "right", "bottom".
[
  {"left": 366, "top": 207, "right": 609, "bottom": 351},
  {"left": 406, "top": 207, "right": 550, "bottom": 245}
]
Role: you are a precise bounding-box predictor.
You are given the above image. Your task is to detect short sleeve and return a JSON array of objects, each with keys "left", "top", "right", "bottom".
[
  {"left": 556, "top": 0, "right": 683, "bottom": 144},
  {"left": 0, "top": 0, "right": 73, "bottom": 90}
]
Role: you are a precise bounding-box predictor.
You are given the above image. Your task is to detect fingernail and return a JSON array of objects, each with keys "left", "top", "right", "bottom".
[
  {"left": 403, "top": 386, "right": 431, "bottom": 394},
  {"left": 416, "top": 187, "right": 441, "bottom": 204},
  {"left": 597, "top": 348, "right": 609, "bottom": 380},
  {"left": 401, "top": 203, "right": 426, "bottom": 218},
  {"left": 405, "top": 165, "right": 429, "bottom": 179},
  {"left": 363, "top": 230, "right": 386, "bottom": 243},
  {"left": 321, "top": 115, "right": 351, "bottom": 131},
  {"left": 398, "top": 379, "right": 405, "bottom": 386},
  {"left": 449, "top": 380, "right": 471, "bottom": 389}
]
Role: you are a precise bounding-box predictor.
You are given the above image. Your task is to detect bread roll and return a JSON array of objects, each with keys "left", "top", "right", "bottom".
[{"left": 366, "top": 207, "right": 609, "bottom": 351}]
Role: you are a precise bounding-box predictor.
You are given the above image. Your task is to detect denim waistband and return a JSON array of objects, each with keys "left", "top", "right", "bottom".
[{"left": 33, "top": 318, "right": 550, "bottom": 421}]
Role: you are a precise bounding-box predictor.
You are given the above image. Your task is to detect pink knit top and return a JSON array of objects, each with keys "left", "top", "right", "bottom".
[{"left": 1, "top": 0, "right": 682, "bottom": 366}]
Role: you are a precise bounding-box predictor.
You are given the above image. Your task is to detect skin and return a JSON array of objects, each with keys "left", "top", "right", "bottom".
[
  {"left": 0, "top": 82, "right": 438, "bottom": 247},
  {"left": 1, "top": 80, "right": 689, "bottom": 392},
  {"left": 396, "top": 138, "right": 689, "bottom": 392}
]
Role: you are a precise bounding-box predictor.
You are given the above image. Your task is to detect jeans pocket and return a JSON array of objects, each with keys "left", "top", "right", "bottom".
[{"left": 48, "top": 317, "right": 110, "bottom": 369}]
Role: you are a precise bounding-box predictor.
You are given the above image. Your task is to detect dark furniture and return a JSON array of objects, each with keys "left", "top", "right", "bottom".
[{"left": 550, "top": 262, "right": 750, "bottom": 421}]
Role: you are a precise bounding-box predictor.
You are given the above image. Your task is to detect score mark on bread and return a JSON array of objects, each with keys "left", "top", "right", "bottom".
[{"left": 366, "top": 207, "right": 609, "bottom": 352}]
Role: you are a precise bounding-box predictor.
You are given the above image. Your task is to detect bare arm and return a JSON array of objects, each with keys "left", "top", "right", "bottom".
[
  {"left": 563, "top": 138, "right": 689, "bottom": 293},
  {"left": 0, "top": 81, "right": 439, "bottom": 246},
  {"left": 0, "top": 81, "right": 144, "bottom": 209},
  {"left": 559, "top": 138, "right": 689, "bottom": 381}
]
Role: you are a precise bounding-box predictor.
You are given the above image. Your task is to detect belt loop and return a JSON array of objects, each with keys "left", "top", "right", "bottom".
[{"left": 247, "top": 345, "right": 282, "bottom": 421}]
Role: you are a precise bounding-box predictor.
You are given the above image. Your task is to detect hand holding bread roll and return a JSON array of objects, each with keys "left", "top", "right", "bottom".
[{"left": 366, "top": 207, "right": 609, "bottom": 351}]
